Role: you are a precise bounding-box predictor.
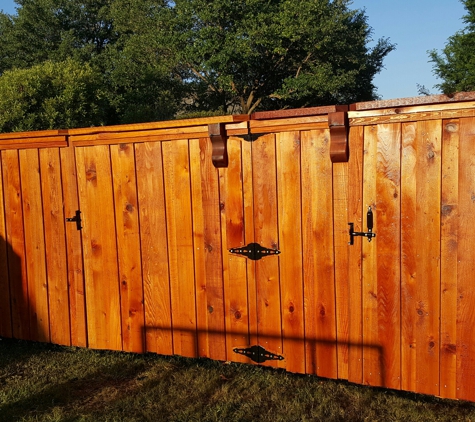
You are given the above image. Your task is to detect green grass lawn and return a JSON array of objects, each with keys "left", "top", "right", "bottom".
[{"left": 1, "top": 337, "right": 475, "bottom": 421}]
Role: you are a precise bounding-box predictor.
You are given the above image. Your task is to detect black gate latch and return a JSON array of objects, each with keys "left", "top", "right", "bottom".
[
  {"left": 66, "top": 210, "right": 82, "bottom": 231},
  {"left": 233, "top": 345, "right": 284, "bottom": 363},
  {"left": 348, "top": 206, "right": 376, "bottom": 245}
]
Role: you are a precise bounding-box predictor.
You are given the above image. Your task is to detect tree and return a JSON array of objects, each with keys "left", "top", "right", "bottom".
[
  {"left": 0, "top": 59, "right": 108, "bottom": 132},
  {"left": 169, "top": 0, "right": 394, "bottom": 114},
  {"left": 0, "top": 0, "right": 181, "bottom": 128},
  {"left": 429, "top": 0, "right": 475, "bottom": 94}
]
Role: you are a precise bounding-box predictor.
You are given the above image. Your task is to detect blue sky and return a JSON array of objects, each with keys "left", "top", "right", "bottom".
[{"left": 0, "top": 0, "right": 468, "bottom": 100}]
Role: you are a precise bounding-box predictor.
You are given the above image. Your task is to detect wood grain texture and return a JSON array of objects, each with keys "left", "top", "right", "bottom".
[
  {"left": 332, "top": 161, "right": 349, "bottom": 379},
  {"left": 276, "top": 131, "right": 305, "bottom": 373},
  {"left": 60, "top": 146, "right": 87, "bottom": 347},
  {"left": 220, "top": 138, "right": 250, "bottom": 363},
  {"left": 456, "top": 117, "right": 475, "bottom": 401},
  {"left": 439, "top": 119, "right": 459, "bottom": 399},
  {"left": 401, "top": 122, "right": 418, "bottom": 392},
  {"left": 162, "top": 139, "right": 197, "bottom": 358},
  {"left": 190, "top": 137, "right": 226, "bottom": 360},
  {"left": 347, "top": 125, "right": 364, "bottom": 384},
  {"left": 401, "top": 120, "right": 442, "bottom": 396},
  {"left": 301, "top": 129, "right": 337, "bottom": 378},
  {"left": 135, "top": 142, "right": 173, "bottom": 355},
  {"left": 252, "top": 134, "right": 284, "bottom": 367},
  {"left": 19, "top": 149, "right": 50, "bottom": 343},
  {"left": 414, "top": 120, "right": 441, "bottom": 397},
  {"left": 2, "top": 150, "right": 30, "bottom": 339},
  {"left": 0, "top": 154, "right": 12, "bottom": 337},
  {"left": 76, "top": 145, "right": 122, "bottom": 350},
  {"left": 362, "top": 126, "right": 380, "bottom": 386},
  {"left": 40, "top": 148, "right": 70, "bottom": 346},
  {"left": 373, "top": 124, "right": 401, "bottom": 389},
  {"left": 111, "top": 143, "right": 145, "bottom": 353}
]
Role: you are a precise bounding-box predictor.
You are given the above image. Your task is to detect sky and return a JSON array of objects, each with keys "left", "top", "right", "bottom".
[{"left": 0, "top": 0, "right": 468, "bottom": 100}]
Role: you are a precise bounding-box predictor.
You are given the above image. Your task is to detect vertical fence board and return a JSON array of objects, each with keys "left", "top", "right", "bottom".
[
  {"left": 375, "top": 124, "right": 401, "bottom": 389},
  {"left": 162, "top": 139, "right": 197, "bottom": 358},
  {"left": 190, "top": 137, "right": 226, "bottom": 360},
  {"left": 252, "top": 133, "right": 283, "bottom": 367},
  {"left": 135, "top": 141, "right": 173, "bottom": 355},
  {"left": 243, "top": 141, "right": 258, "bottom": 349},
  {"left": 401, "top": 122, "right": 418, "bottom": 392},
  {"left": 19, "top": 149, "right": 50, "bottom": 343},
  {"left": 415, "top": 120, "right": 441, "bottom": 396},
  {"left": 277, "top": 131, "right": 305, "bottom": 373},
  {"left": 76, "top": 145, "right": 122, "bottom": 350},
  {"left": 440, "top": 119, "right": 459, "bottom": 399},
  {"left": 333, "top": 161, "right": 349, "bottom": 379},
  {"left": 0, "top": 154, "right": 12, "bottom": 338},
  {"left": 347, "top": 126, "right": 364, "bottom": 384},
  {"left": 60, "top": 146, "right": 87, "bottom": 347},
  {"left": 2, "top": 150, "right": 29, "bottom": 339},
  {"left": 362, "top": 126, "right": 379, "bottom": 385},
  {"left": 111, "top": 143, "right": 145, "bottom": 353},
  {"left": 39, "top": 148, "right": 70, "bottom": 346},
  {"left": 456, "top": 117, "right": 475, "bottom": 401},
  {"left": 301, "top": 129, "right": 337, "bottom": 378},
  {"left": 221, "top": 138, "right": 250, "bottom": 362}
]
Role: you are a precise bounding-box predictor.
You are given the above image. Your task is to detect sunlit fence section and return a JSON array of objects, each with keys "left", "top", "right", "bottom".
[{"left": 1, "top": 93, "right": 475, "bottom": 401}]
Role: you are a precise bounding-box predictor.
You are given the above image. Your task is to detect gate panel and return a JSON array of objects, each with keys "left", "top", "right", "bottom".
[
  {"left": 60, "top": 146, "right": 87, "bottom": 347},
  {"left": 190, "top": 137, "right": 226, "bottom": 361},
  {"left": 162, "top": 139, "right": 197, "bottom": 358},
  {"left": 76, "top": 145, "right": 122, "bottom": 350},
  {"left": 135, "top": 141, "right": 173, "bottom": 356},
  {"left": 362, "top": 124, "right": 401, "bottom": 389},
  {"left": 110, "top": 143, "right": 145, "bottom": 353},
  {"left": 276, "top": 131, "right": 305, "bottom": 374},
  {"left": 401, "top": 120, "right": 442, "bottom": 396},
  {"left": 0, "top": 153, "right": 11, "bottom": 338},
  {"left": 440, "top": 119, "right": 459, "bottom": 399},
  {"left": 40, "top": 148, "right": 70, "bottom": 346},
  {"left": 252, "top": 133, "right": 283, "bottom": 367},
  {"left": 456, "top": 117, "right": 475, "bottom": 401},
  {"left": 301, "top": 129, "right": 337, "bottom": 379},
  {"left": 2, "top": 150, "right": 30, "bottom": 340}
]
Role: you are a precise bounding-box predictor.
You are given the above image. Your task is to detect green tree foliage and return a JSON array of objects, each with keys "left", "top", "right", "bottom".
[
  {"left": 429, "top": 0, "right": 475, "bottom": 94},
  {"left": 0, "top": 59, "right": 107, "bottom": 132},
  {"left": 0, "top": 0, "right": 394, "bottom": 131},
  {"left": 170, "top": 0, "right": 394, "bottom": 114}
]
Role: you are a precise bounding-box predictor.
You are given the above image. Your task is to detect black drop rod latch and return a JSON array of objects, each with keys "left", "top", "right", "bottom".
[{"left": 348, "top": 206, "right": 376, "bottom": 245}]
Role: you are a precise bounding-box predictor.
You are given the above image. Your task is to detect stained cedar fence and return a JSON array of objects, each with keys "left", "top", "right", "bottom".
[{"left": 1, "top": 92, "right": 475, "bottom": 402}]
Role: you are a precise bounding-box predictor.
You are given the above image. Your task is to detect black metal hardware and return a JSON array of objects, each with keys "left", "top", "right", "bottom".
[
  {"left": 348, "top": 206, "right": 376, "bottom": 245},
  {"left": 229, "top": 242, "right": 280, "bottom": 260},
  {"left": 66, "top": 210, "right": 82, "bottom": 230},
  {"left": 233, "top": 345, "right": 284, "bottom": 363}
]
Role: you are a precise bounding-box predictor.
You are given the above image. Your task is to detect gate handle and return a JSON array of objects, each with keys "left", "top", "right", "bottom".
[
  {"left": 348, "top": 206, "right": 376, "bottom": 245},
  {"left": 66, "top": 210, "right": 82, "bottom": 231}
]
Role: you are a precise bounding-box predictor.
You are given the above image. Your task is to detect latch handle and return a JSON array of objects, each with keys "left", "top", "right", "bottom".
[
  {"left": 348, "top": 206, "right": 376, "bottom": 245},
  {"left": 66, "top": 210, "right": 82, "bottom": 231}
]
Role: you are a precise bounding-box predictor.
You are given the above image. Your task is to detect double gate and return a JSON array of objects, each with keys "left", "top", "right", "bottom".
[{"left": 1, "top": 95, "right": 475, "bottom": 401}]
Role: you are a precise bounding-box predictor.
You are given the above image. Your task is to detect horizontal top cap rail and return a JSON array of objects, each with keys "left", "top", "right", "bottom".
[
  {"left": 348, "top": 91, "right": 475, "bottom": 125},
  {"left": 0, "top": 129, "right": 68, "bottom": 150},
  {"left": 350, "top": 91, "right": 475, "bottom": 111}
]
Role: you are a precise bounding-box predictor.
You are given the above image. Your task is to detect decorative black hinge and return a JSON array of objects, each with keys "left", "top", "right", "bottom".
[
  {"left": 229, "top": 242, "right": 280, "bottom": 260},
  {"left": 233, "top": 345, "right": 284, "bottom": 363},
  {"left": 66, "top": 210, "right": 82, "bottom": 231}
]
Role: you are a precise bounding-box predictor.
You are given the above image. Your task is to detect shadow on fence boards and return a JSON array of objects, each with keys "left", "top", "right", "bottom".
[{"left": 1, "top": 92, "right": 475, "bottom": 402}]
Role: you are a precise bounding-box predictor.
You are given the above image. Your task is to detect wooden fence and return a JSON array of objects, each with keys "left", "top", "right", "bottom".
[{"left": 1, "top": 92, "right": 475, "bottom": 401}]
